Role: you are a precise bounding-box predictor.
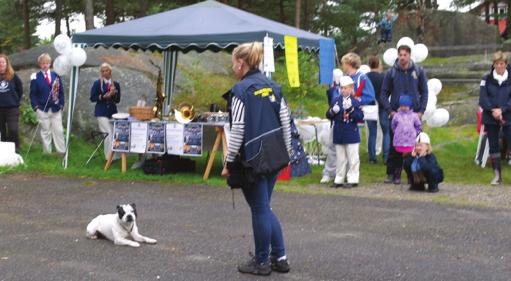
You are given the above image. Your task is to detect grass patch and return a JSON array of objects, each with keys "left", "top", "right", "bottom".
[
  {"left": 1, "top": 124, "right": 498, "bottom": 188},
  {"left": 421, "top": 54, "right": 489, "bottom": 66}
]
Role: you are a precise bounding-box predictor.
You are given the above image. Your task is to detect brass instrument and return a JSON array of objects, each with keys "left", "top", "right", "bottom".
[
  {"left": 174, "top": 102, "right": 195, "bottom": 124},
  {"left": 150, "top": 60, "right": 165, "bottom": 120}
]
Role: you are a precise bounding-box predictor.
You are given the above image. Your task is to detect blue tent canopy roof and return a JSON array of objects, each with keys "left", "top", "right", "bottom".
[{"left": 72, "top": 0, "right": 329, "bottom": 52}]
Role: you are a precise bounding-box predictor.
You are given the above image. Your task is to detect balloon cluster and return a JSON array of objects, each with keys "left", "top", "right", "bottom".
[
  {"left": 382, "top": 37, "right": 449, "bottom": 127},
  {"left": 53, "top": 34, "right": 87, "bottom": 76}
]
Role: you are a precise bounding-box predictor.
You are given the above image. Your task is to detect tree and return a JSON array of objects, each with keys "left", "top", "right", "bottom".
[
  {"left": 105, "top": 0, "right": 114, "bottom": 25},
  {"left": 295, "top": 0, "right": 301, "bottom": 28},
  {"left": 84, "top": 0, "right": 94, "bottom": 30},
  {"left": 22, "top": 0, "right": 31, "bottom": 49},
  {"left": 54, "top": 0, "right": 63, "bottom": 36}
]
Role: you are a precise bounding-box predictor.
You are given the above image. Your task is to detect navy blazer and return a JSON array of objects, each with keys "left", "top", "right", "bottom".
[
  {"left": 326, "top": 96, "right": 364, "bottom": 144},
  {"left": 29, "top": 70, "right": 65, "bottom": 112},
  {"left": 479, "top": 69, "right": 511, "bottom": 125},
  {"left": 90, "top": 79, "right": 121, "bottom": 118}
]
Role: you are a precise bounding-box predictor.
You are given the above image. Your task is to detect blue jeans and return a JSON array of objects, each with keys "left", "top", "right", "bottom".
[
  {"left": 241, "top": 172, "right": 285, "bottom": 264},
  {"left": 378, "top": 110, "right": 390, "bottom": 162},
  {"left": 366, "top": 120, "right": 377, "bottom": 161}
]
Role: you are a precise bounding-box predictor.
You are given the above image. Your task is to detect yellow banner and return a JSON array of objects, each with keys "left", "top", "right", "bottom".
[{"left": 284, "top": 36, "right": 300, "bottom": 88}]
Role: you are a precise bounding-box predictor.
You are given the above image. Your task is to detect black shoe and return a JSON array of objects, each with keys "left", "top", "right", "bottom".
[
  {"left": 369, "top": 159, "right": 377, "bottom": 164},
  {"left": 384, "top": 174, "right": 393, "bottom": 184},
  {"left": 270, "top": 257, "right": 290, "bottom": 273},
  {"left": 428, "top": 187, "right": 439, "bottom": 193},
  {"left": 238, "top": 257, "right": 271, "bottom": 276},
  {"left": 408, "top": 184, "right": 425, "bottom": 191},
  {"left": 331, "top": 183, "right": 343, "bottom": 188},
  {"left": 343, "top": 183, "right": 355, "bottom": 188}
]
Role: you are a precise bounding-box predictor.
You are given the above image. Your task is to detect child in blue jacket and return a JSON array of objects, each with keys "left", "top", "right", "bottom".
[
  {"left": 326, "top": 76, "right": 364, "bottom": 188},
  {"left": 403, "top": 132, "right": 444, "bottom": 193}
]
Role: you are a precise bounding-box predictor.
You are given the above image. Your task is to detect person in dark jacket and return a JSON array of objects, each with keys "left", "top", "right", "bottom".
[
  {"left": 326, "top": 76, "right": 364, "bottom": 188},
  {"left": 366, "top": 56, "right": 389, "bottom": 163},
  {"left": 221, "top": 42, "right": 292, "bottom": 276},
  {"left": 479, "top": 51, "right": 511, "bottom": 185},
  {"left": 90, "top": 63, "right": 121, "bottom": 160},
  {"left": 379, "top": 44, "right": 428, "bottom": 184},
  {"left": 0, "top": 54, "right": 23, "bottom": 150},
  {"left": 403, "top": 132, "right": 443, "bottom": 192},
  {"left": 29, "top": 53, "right": 66, "bottom": 154},
  {"left": 377, "top": 11, "right": 398, "bottom": 44},
  {"left": 320, "top": 68, "right": 343, "bottom": 184}
]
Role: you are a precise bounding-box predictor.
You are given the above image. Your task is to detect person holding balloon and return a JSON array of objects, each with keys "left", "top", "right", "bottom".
[
  {"left": 479, "top": 51, "right": 511, "bottom": 185},
  {"left": 29, "top": 53, "right": 66, "bottom": 154}
]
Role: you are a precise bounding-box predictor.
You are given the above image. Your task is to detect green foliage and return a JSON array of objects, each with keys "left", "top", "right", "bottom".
[
  {"left": 19, "top": 103, "right": 38, "bottom": 126},
  {"left": 0, "top": 0, "right": 39, "bottom": 53}
]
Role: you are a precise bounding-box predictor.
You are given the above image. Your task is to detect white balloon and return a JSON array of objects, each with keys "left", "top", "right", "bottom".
[
  {"left": 427, "top": 78, "right": 442, "bottom": 95},
  {"left": 383, "top": 48, "right": 398, "bottom": 67},
  {"left": 412, "top": 43, "right": 428, "bottom": 63},
  {"left": 53, "top": 55, "right": 71, "bottom": 76},
  {"left": 427, "top": 108, "right": 450, "bottom": 127},
  {"left": 423, "top": 93, "right": 437, "bottom": 121},
  {"left": 53, "top": 34, "right": 72, "bottom": 55},
  {"left": 69, "top": 47, "right": 87, "bottom": 67},
  {"left": 359, "top": 64, "right": 370, "bottom": 74},
  {"left": 397, "top": 37, "right": 415, "bottom": 49}
]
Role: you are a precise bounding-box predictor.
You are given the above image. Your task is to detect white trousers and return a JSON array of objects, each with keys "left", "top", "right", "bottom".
[
  {"left": 97, "top": 117, "right": 114, "bottom": 160},
  {"left": 322, "top": 128, "right": 337, "bottom": 177},
  {"left": 334, "top": 143, "right": 360, "bottom": 184},
  {"left": 36, "top": 109, "right": 66, "bottom": 154}
]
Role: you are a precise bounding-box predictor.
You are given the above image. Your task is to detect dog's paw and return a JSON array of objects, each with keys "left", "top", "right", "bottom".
[
  {"left": 88, "top": 235, "right": 98, "bottom": 240},
  {"left": 130, "top": 242, "right": 141, "bottom": 247},
  {"left": 145, "top": 238, "right": 157, "bottom": 244}
]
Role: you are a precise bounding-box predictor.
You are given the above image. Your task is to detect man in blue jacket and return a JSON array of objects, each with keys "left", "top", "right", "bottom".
[
  {"left": 29, "top": 53, "right": 66, "bottom": 154},
  {"left": 379, "top": 44, "right": 428, "bottom": 184}
]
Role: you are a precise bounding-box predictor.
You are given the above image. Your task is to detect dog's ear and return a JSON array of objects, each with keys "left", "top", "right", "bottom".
[
  {"left": 117, "top": 205, "right": 125, "bottom": 219},
  {"left": 130, "top": 203, "right": 137, "bottom": 217}
]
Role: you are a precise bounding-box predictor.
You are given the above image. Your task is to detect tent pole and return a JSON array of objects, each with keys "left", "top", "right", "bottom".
[
  {"left": 163, "top": 50, "right": 178, "bottom": 116},
  {"left": 63, "top": 64, "right": 80, "bottom": 169}
]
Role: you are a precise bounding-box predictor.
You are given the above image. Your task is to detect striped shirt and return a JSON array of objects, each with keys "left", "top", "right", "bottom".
[{"left": 226, "top": 96, "right": 292, "bottom": 163}]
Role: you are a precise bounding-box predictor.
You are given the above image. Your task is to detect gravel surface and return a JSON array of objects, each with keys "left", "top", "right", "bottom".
[{"left": 1, "top": 173, "right": 511, "bottom": 281}]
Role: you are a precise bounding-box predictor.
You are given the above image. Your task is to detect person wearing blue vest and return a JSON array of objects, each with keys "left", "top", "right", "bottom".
[
  {"left": 320, "top": 68, "right": 343, "bottom": 184},
  {"left": 221, "top": 42, "right": 292, "bottom": 276},
  {"left": 380, "top": 44, "right": 428, "bottom": 184},
  {"left": 377, "top": 11, "right": 398, "bottom": 44},
  {"left": 0, "top": 54, "right": 23, "bottom": 151},
  {"left": 326, "top": 75, "right": 364, "bottom": 188},
  {"left": 90, "top": 62, "right": 121, "bottom": 160},
  {"left": 341, "top": 52, "right": 377, "bottom": 163},
  {"left": 29, "top": 53, "right": 66, "bottom": 154}
]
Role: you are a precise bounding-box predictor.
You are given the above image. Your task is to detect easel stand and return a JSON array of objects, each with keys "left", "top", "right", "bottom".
[
  {"left": 203, "top": 126, "right": 227, "bottom": 180},
  {"left": 104, "top": 151, "right": 128, "bottom": 174}
]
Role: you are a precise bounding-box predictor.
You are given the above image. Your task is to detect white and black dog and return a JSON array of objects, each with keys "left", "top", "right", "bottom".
[{"left": 86, "top": 203, "right": 157, "bottom": 247}]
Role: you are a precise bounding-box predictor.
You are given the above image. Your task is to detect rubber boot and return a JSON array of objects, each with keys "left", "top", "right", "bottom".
[{"left": 491, "top": 156, "right": 502, "bottom": 185}]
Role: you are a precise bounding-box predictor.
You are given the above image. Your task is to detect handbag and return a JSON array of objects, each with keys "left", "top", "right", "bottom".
[{"left": 362, "top": 105, "right": 379, "bottom": 121}]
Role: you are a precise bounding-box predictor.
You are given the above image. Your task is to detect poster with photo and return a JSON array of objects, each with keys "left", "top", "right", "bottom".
[
  {"left": 129, "top": 122, "right": 148, "bottom": 153},
  {"left": 147, "top": 122, "right": 166, "bottom": 154},
  {"left": 166, "top": 122, "right": 184, "bottom": 155},
  {"left": 112, "top": 120, "right": 130, "bottom": 152},
  {"left": 183, "top": 123, "right": 203, "bottom": 156}
]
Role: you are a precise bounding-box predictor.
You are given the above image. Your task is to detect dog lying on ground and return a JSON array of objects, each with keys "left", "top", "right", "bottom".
[{"left": 86, "top": 203, "right": 157, "bottom": 247}]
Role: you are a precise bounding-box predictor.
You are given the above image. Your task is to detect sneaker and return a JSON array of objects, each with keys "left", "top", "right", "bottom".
[
  {"left": 369, "top": 159, "right": 377, "bottom": 164},
  {"left": 238, "top": 256, "right": 271, "bottom": 276},
  {"left": 320, "top": 175, "right": 331, "bottom": 184},
  {"left": 270, "top": 257, "right": 290, "bottom": 273}
]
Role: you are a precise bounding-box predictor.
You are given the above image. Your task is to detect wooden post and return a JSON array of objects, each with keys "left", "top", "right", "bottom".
[
  {"left": 203, "top": 126, "right": 223, "bottom": 180},
  {"left": 104, "top": 151, "right": 115, "bottom": 171}
]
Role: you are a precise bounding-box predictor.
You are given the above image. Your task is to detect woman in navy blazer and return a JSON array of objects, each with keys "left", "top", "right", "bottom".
[
  {"left": 90, "top": 63, "right": 121, "bottom": 160},
  {"left": 479, "top": 51, "right": 511, "bottom": 185},
  {"left": 29, "top": 53, "right": 66, "bottom": 154}
]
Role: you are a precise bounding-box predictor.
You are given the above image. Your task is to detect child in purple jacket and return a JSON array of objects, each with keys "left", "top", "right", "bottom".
[{"left": 388, "top": 95, "right": 422, "bottom": 184}]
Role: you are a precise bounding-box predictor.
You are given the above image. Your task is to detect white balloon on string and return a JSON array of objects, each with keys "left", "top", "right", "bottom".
[
  {"left": 383, "top": 48, "right": 398, "bottom": 67},
  {"left": 53, "top": 34, "right": 72, "bottom": 55},
  {"left": 423, "top": 92, "right": 437, "bottom": 121},
  {"left": 427, "top": 78, "right": 443, "bottom": 95},
  {"left": 427, "top": 108, "right": 450, "bottom": 127},
  {"left": 412, "top": 43, "right": 429, "bottom": 63},
  {"left": 53, "top": 55, "right": 71, "bottom": 76},
  {"left": 397, "top": 37, "right": 415, "bottom": 49},
  {"left": 69, "top": 47, "right": 87, "bottom": 67}
]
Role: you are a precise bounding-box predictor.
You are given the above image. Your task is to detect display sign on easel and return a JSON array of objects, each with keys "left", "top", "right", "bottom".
[
  {"left": 112, "top": 120, "right": 130, "bottom": 152},
  {"left": 129, "top": 121, "right": 148, "bottom": 153},
  {"left": 146, "top": 122, "right": 166, "bottom": 154},
  {"left": 165, "top": 123, "right": 203, "bottom": 157}
]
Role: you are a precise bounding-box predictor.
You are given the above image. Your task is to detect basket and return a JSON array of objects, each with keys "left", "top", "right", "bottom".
[{"left": 129, "top": 106, "right": 154, "bottom": 120}]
